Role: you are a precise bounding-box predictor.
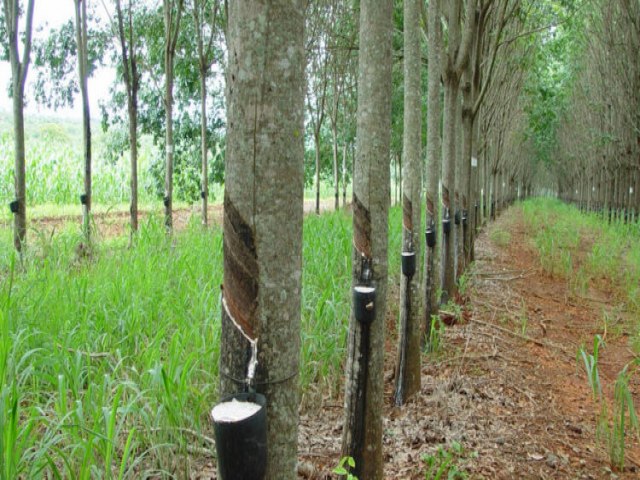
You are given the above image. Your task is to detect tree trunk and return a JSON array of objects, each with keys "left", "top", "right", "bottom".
[
  {"left": 424, "top": 0, "right": 441, "bottom": 342},
  {"left": 75, "top": 0, "right": 91, "bottom": 242},
  {"left": 219, "top": 2, "right": 305, "bottom": 478},
  {"left": 332, "top": 122, "right": 339, "bottom": 210},
  {"left": 342, "top": 143, "right": 347, "bottom": 207},
  {"left": 441, "top": 77, "right": 459, "bottom": 302},
  {"left": 6, "top": 0, "right": 35, "bottom": 252},
  {"left": 454, "top": 89, "right": 464, "bottom": 277},
  {"left": 163, "top": 0, "right": 183, "bottom": 230},
  {"left": 164, "top": 57, "right": 175, "bottom": 229},
  {"left": 341, "top": 1, "right": 392, "bottom": 478},
  {"left": 115, "top": 0, "right": 139, "bottom": 234},
  {"left": 394, "top": 0, "right": 421, "bottom": 406},
  {"left": 461, "top": 73, "right": 473, "bottom": 266},
  {"left": 469, "top": 113, "right": 480, "bottom": 261},
  {"left": 200, "top": 68, "right": 209, "bottom": 225},
  {"left": 315, "top": 132, "right": 321, "bottom": 214},
  {"left": 11, "top": 77, "right": 27, "bottom": 252},
  {"left": 393, "top": 153, "right": 398, "bottom": 205},
  {"left": 129, "top": 100, "right": 138, "bottom": 232}
]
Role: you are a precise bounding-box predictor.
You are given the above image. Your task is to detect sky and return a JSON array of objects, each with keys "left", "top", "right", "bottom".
[{"left": 0, "top": 1, "right": 115, "bottom": 120}]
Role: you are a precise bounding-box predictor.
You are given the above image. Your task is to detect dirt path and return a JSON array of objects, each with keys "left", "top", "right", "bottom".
[{"left": 296, "top": 205, "right": 640, "bottom": 479}]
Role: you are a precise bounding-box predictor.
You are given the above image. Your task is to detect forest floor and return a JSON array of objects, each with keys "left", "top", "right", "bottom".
[{"left": 296, "top": 205, "right": 640, "bottom": 480}]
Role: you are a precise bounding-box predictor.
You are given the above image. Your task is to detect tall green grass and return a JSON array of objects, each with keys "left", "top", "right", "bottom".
[
  {"left": 0, "top": 205, "right": 402, "bottom": 476},
  {"left": 0, "top": 127, "right": 161, "bottom": 208},
  {"left": 522, "top": 197, "right": 640, "bottom": 337}
]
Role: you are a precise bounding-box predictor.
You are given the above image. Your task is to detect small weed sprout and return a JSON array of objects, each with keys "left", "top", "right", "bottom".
[
  {"left": 422, "top": 441, "right": 475, "bottom": 480},
  {"left": 579, "top": 334, "right": 604, "bottom": 399},
  {"left": 600, "top": 365, "right": 640, "bottom": 471},
  {"left": 457, "top": 273, "right": 469, "bottom": 296},
  {"left": 333, "top": 456, "right": 358, "bottom": 480},
  {"left": 579, "top": 334, "right": 640, "bottom": 471},
  {"left": 425, "top": 315, "right": 445, "bottom": 354},
  {"left": 519, "top": 311, "right": 528, "bottom": 336}
]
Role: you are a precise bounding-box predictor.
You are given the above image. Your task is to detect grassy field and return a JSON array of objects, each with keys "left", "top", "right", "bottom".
[
  {"left": 0, "top": 113, "right": 351, "bottom": 214},
  {"left": 0, "top": 204, "right": 402, "bottom": 477}
]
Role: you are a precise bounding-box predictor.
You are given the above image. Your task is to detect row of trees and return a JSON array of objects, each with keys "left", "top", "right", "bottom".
[
  {"left": 4, "top": 0, "right": 633, "bottom": 478},
  {"left": 221, "top": 1, "right": 589, "bottom": 479},
  {"left": 1, "top": 0, "right": 365, "bottom": 251},
  {"left": 2, "top": 0, "right": 226, "bottom": 250},
  {"left": 553, "top": 0, "right": 640, "bottom": 218}
]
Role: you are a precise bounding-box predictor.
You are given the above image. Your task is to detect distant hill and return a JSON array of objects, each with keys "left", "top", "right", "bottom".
[{"left": 0, "top": 110, "right": 101, "bottom": 144}]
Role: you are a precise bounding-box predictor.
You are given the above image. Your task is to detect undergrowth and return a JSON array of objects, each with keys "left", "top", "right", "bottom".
[
  {"left": 0, "top": 207, "right": 402, "bottom": 476},
  {"left": 524, "top": 199, "right": 640, "bottom": 470},
  {"left": 522, "top": 198, "right": 640, "bottom": 338}
]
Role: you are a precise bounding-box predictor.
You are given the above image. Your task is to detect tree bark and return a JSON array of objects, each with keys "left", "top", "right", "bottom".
[
  {"left": 461, "top": 71, "right": 473, "bottom": 266},
  {"left": 394, "top": 0, "right": 421, "bottom": 406},
  {"left": 341, "top": 1, "right": 393, "bottom": 478},
  {"left": 193, "top": 0, "right": 218, "bottom": 227},
  {"left": 314, "top": 132, "right": 321, "bottom": 214},
  {"left": 342, "top": 143, "right": 347, "bottom": 207},
  {"left": 4, "top": 0, "right": 35, "bottom": 252},
  {"left": 163, "top": 0, "right": 184, "bottom": 230},
  {"left": 425, "top": 0, "right": 442, "bottom": 341},
  {"left": 200, "top": 70, "right": 209, "bottom": 225},
  {"left": 332, "top": 121, "right": 339, "bottom": 210},
  {"left": 441, "top": 0, "right": 476, "bottom": 301},
  {"left": 441, "top": 76, "right": 459, "bottom": 301},
  {"left": 74, "top": 0, "right": 91, "bottom": 242},
  {"left": 219, "top": 2, "right": 305, "bottom": 478},
  {"left": 116, "top": 0, "right": 140, "bottom": 234}
]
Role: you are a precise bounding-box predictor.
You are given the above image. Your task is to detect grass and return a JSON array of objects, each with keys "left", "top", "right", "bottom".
[
  {"left": 422, "top": 440, "right": 475, "bottom": 479},
  {"left": 524, "top": 198, "right": 640, "bottom": 471},
  {"left": 0, "top": 202, "right": 402, "bottom": 476},
  {"left": 489, "top": 228, "right": 511, "bottom": 247},
  {"left": 522, "top": 198, "right": 640, "bottom": 317}
]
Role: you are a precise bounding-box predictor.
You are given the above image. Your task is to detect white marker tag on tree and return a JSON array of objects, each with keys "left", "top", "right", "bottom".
[
  {"left": 471, "top": 157, "right": 478, "bottom": 168},
  {"left": 631, "top": 187, "right": 634, "bottom": 194},
  {"left": 167, "top": 145, "right": 173, "bottom": 154}
]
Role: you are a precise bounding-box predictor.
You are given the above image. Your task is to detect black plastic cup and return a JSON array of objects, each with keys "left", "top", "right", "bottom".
[
  {"left": 462, "top": 210, "right": 468, "bottom": 226},
  {"left": 163, "top": 196, "right": 170, "bottom": 208},
  {"left": 426, "top": 227, "right": 436, "bottom": 248},
  {"left": 443, "top": 217, "right": 451, "bottom": 235},
  {"left": 354, "top": 285, "right": 376, "bottom": 324},
  {"left": 9, "top": 200, "right": 19, "bottom": 214},
  {"left": 212, "top": 392, "right": 267, "bottom": 480},
  {"left": 201, "top": 190, "right": 206, "bottom": 199},
  {"left": 401, "top": 251, "right": 416, "bottom": 277},
  {"left": 454, "top": 210, "right": 461, "bottom": 225},
  {"left": 80, "top": 193, "right": 88, "bottom": 205}
]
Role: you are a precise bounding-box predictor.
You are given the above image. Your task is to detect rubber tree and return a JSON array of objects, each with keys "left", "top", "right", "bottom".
[
  {"left": 394, "top": 0, "right": 421, "bottom": 406},
  {"left": 461, "top": 0, "right": 512, "bottom": 263},
  {"left": 305, "top": 1, "right": 330, "bottom": 215},
  {"left": 190, "top": 0, "right": 220, "bottom": 227},
  {"left": 2, "top": 0, "right": 34, "bottom": 252},
  {"left": 114, "top": 0, "right": 141, "bottom": 233},
  {"left": 424, "top": 0, "right": 442, "bottom": 340},
  {"left": 327, "top": 11, "right": 345, "bottom": 212},
  {"left": 440, "top": 0, "right": 476, "bottom": 302},
  {"left": 341, "top": 0, "right": 392, "bottom": 478},
  {"left": 218, "top": 1, "right": 305, "bottom": 478},
  {"left": 74, "top": 0, "right": 91, "bottom": 241},
  {"left": 162, "top": 0, "right": 184, "bottom": 230}
]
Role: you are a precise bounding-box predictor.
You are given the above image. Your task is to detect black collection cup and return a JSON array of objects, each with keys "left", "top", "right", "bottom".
[{"left": 212, "top": 392, "right": 268, "bottom": 480}]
